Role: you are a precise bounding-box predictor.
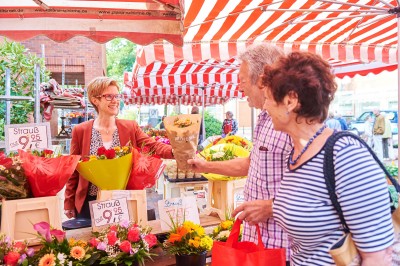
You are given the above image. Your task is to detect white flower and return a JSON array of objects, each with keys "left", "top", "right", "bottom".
[
  {"left": 0, "top": 165, "right": 5, "bottom": 171},
  {"left": 212, "top": 151, "right": 225, "bottom": 159},
  {"left": 57, "top": 253, "right": 66, "bottom": 264},
  {"left": 216, "top": 230, "right": 230, "bottom": 239}
]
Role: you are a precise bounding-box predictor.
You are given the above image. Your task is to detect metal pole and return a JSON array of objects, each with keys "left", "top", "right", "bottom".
[
  {"left": 201, "top": 87, "right": 206, "bottom": 143},
  {"left": 397, "top": 15, "right": 400, "bottom": 163},
  {"left": 62, "top": 59, "right": 65, "bottom": 86},
  {"left": 34, "top": 64, "right": 41, "bottom": 123},
  {"left": 5, "top": 68, "right": 11, "bottom": 125}
]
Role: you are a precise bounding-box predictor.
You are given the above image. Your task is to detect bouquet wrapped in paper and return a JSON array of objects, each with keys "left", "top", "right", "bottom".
[
  {"left": 126, "top": 146, "right": 164, "bottom": 190},
  {"left": 164, "top": 114, "right": 201, "bottom": 171},
  {"left": 18, "top": 149, "right": 80, "bottom": 197},
  {"left": 76, "top": 146, "right": 132, "bottom": 190},
  {"left": 198, "top": 143, "right": 250, "bottom": 181},
  {"left": 0, "top": 152, "right": 30, "bottom": 200}
]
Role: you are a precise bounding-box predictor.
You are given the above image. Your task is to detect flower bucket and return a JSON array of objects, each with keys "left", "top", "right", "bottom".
[
  {"left": 76, "top": 153, "right": 132, "bottom": 190},
  {"left": 175, "top": 251, "right": 207, "bottom": 266}
]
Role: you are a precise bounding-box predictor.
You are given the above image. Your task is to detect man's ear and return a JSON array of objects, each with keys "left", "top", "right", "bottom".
[{"left": 285, "top": 91, "right": 299, "bottom": 112}]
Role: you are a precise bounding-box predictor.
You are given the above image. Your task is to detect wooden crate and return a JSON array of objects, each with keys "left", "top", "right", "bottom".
[
  {"left": 1, "top": 196, "right": 62, "bottom": 245},
  {"left": 206, "top": 179, "right": 246, "bottom": 220},
  {"left": 97, "top": 190, "right": 148, "bottom": 225}
]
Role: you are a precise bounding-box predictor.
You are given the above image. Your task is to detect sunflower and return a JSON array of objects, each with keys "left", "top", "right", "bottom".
[
  {"left": 70, "top": 246, "right": 86, "bottom": 260},
  {"left": 38, "top": 254, "right": 56, "bottom": 266}
]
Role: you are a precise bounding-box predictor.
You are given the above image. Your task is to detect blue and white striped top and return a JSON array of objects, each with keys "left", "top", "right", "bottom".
[{"left": 273, "top": 136, "right": 394, "bottom": 265}]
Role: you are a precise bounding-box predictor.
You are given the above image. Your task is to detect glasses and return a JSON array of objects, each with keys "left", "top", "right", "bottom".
[{"left": 97, "top": 94, "right": 123, "bottom": 101}]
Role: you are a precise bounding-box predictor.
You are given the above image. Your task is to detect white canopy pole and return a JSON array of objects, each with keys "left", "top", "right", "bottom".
[{"left": 202, "top": 87, "right": 205, "bottom": 143}]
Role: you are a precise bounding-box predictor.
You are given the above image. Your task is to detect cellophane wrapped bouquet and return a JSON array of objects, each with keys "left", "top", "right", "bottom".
[
  {"left": 89, "top": 221, "right": 158, "bottom": 266},
  {"left": 126, "top": 145, "right": 164, "bottom": 190},
  {"left": 76, "top": 146, "right": 132, "bottom": 190},
  {"left": 0, "top": 151, "right": 30, "bottom": 200},
  {"left": 0, "top": 233, "right": 34, "bottom": 266},
  {"left": 18, "top": 149, "right": 80, "bottom": 197}
]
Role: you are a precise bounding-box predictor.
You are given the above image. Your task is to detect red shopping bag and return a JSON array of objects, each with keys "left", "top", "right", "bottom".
[{"left": 212, "top": 219, "right": 286, "bottom": 266}]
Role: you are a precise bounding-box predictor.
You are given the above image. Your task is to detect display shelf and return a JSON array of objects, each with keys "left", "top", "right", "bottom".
[{"left": 0, "top": 95, "right": 33, "bottom": 101}]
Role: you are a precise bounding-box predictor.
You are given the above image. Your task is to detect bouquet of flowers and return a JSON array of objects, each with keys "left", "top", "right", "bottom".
[
  {"left": 76, "top": 146, "right": 132, "bottom": 190},
  {"left": 0, "top": 233, "right": 34, "bottom": 266},
  {"left": 211, "top": 217, "right": 242, "bottom": 242},
  {"left": 29, "top": 221, "right": 99, "bottom": 266},
  {"left": 126, "top": 145, "right": 164, "bottom": 190},
  {"left": 89, "top": 220, "right": 157, "bottom": 265},
  {"left": 205, "top": 135, "right": 253, "bottom": 151},
  {"left": 0, "top": 152, "right": 30, "bottom": 200},
  {"left": 163, "top": 220, "right": 213, "bottom": 256},
  {"left": 198, "top": 143, "right": 250, "bottom": 180},
  {"left": 146, "top": 128, "right": 167, "bottom": 138},
  {"left": 18, "top": 149, "right": 81, "bottom": 197}
]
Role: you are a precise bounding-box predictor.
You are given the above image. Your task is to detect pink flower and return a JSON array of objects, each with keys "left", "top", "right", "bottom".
[
  {"left": 33, "top": 221, "right": 51, "bottom": 242},
  {"left": 144, "top": 234, "right": 157, "bottom": 248},
  {"left": 119, "top": 240, "right": 132, "bottom": 253},
  {"left": 89, "top": 238, "right": 99, "bottom": 247},
  {"left": 107, "top": 231, "right": 118, "bottom": 246},
  {"left": 127, "top": 227, "right": 140, "bottom": 242},
  {"left": 4, "top": 251, "right": 20, "bottom": 266},
  {"left": 50, "top": 229, "right": 65, "bottom": 242},
  {"left": 12, "top": 242, "right": 26, "bottom": 254}
]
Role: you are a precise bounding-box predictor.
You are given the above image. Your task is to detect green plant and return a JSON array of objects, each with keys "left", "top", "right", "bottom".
[
  {"left": 0, "top": 39, "right": 50, "bottom": 140},
  {"left": 204, "top": 111, "right": 222, "bottom": 138}
]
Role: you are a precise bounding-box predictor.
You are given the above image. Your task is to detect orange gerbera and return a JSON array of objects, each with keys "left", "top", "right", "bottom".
[
  {"left": 168, "top": 226, "right": 188, "bottom": 243},
  {"left": 70, "top": 246, "right": 86, "bottom": 260},
  {"left": 38, "top": 254, "right": 56, "bottom": 266}
]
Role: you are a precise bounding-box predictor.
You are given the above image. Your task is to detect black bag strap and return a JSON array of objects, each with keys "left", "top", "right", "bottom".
[{"left": 323, "top": 131, "right": 400, "bottom": 233}]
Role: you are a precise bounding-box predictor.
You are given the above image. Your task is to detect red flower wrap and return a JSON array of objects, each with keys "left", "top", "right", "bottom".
[
  {"left": 18, "top": 150, "right": 81, "bottom": 197},
  {"left": 126, "top": 149, "right": 164, "bottom": 190}
]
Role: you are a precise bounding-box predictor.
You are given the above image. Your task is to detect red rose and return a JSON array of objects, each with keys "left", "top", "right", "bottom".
[
  {"left": 0, "top": 152, "right": 13, "bottom": 169},
  {"left": 97, "top": 146, "right": 107, "bottom": 156},
  {"left": 89, "top": 238, "right": 99, "bottom": 247},
  {"left": 4, "top": 251, "right": 20, "bottom": 266},
  {"left": 127, "top": 227, "right": 140, "bottom": 242},
  {"left": 144, "top": 234, "right": 157, "bottom": 248},
  {"left": 109, "top": 225, "right": 118, "bottom": 232},
  {"left": 13, "top": 242, "right": 26, "bottom": 253},
  {"left": 107, "top": 231, "right": 118, "bottom": 246},
  {"left": 43, "top": 149, "right": 54, "bottom": 156},
  {"left": 119, "top": 240, "right": 132, "bottom": 253},
  {"left": 104, "top": 149, "right": 116, "bottom": 159}
]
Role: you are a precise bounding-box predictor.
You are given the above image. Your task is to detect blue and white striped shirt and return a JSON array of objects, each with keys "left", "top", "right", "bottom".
[{"left": 273, "top": 136, "right": 394, "bottom": 265}]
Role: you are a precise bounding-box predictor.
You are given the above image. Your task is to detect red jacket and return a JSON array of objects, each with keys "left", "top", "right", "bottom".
[{"left": 64, "top": 119, "right": 173, "bottom": 213}]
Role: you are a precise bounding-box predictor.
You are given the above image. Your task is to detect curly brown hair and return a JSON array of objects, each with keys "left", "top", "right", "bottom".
[{"left": 261, "top": 52, "right": 337, "bottom": 123}]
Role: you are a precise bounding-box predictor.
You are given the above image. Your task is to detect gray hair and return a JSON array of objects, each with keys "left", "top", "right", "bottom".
[{"left": 239, "top": 43, "right": 284, "bottom": 85}]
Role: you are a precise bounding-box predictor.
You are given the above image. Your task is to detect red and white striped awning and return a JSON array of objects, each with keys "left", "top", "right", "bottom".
[
  {"left": 331, "top": 60, "right": 397, "bottom": 79},
  {"left": 0, "top": 0, "right": 183, "bottom": 45},
  {"left": 136, "top": 0, "right": 398, "bottom": 66}
]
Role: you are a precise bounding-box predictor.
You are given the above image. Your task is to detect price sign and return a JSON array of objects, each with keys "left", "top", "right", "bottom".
[
  {"left": 90, "top": 198, "right": 130, "bottom": 227},
  {"left": 158, "top": 197, "right": 200, "bottom": 231},
  {"left": 5, "top": 123, "right": 52, "bottom": 153}
]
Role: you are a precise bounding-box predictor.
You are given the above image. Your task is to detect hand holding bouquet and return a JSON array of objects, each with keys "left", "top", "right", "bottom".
[{"left": 76, "top": 146, "right": 132, "bottom": 190}]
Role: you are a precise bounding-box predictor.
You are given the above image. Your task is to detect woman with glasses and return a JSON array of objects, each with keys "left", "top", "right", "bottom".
[{"left": 64, "top": 77, "right": 174, "bottom": 220}]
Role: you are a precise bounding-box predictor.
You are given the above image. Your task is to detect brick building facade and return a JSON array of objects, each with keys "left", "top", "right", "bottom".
[{"left": 21, "top": 36, "right": 106, "bottom": 87}]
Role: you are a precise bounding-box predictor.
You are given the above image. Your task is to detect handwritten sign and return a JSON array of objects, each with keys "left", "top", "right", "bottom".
[
  {"left": 90, "top": 198, "right": 130, "bottom": 227},
  {"left": 158, "top": 197, "right": 200, "bottom": 231},
  {"left": 5, "top": 123, "right": 52, "bottom": 153},
  {"left": 234, "top": 188, "right": 245, "bottom": 209}
]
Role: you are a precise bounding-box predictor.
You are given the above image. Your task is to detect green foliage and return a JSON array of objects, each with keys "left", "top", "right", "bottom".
[
  {"left": 106, "top": 38, "right": 136, "bottom": 85},
  {"left": 0, "top": 39, "right": 50, "bottom": 140},
  {"left": 386, "top": 164, "right": 398, "bottom": 180},
  {"left": 204, "top": 111, "right": 222, "bottom": 138}
]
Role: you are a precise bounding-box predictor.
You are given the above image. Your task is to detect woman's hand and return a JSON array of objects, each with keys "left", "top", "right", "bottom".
[{"left": 64, "top": 209, "right": 76, "bottom": 219}]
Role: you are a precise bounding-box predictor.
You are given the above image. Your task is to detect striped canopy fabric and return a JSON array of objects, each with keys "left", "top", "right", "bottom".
[
  {"left": 0, "top": 0, "right": 183, "bottom": 45},
  {"left": 136, "top": 0, "right": 399, "bottom": 66},
  {"left": 122, "top": 93, "right": 232, "bottom": 106}
]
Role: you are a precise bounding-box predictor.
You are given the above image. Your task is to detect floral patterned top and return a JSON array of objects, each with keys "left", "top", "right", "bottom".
[{"left": 88, "top": 127, "right": 120, "bottom": 196}]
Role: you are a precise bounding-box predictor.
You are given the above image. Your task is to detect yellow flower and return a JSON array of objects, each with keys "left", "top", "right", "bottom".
[
  {"left": 68, "top": 238, "right": 76, "bottom": 247},
  {"left": 195, "top": 226, "right": 205, "bottom": 236},
  {"left": 76, "top": 240, "right": 87, "bottom": 248},
  {"left": 189, "top": 238, "right": 200, "bottom": 248},
  {"left": 122, "top": 146, "right": 129, "bottom": 152},
  {"left": 182, "top": 221, "right": 197, "bottom": 232},
  {"left": 114, "top": 146, "right": 121, "bottom": 152},
  {"left": 213, "top": 227, "right": 219, "bottom": 234},
  {"left": 200, "top": 236, "right": 213, "bottom": 250},
  {"left": 89, "top": 155, "right": 97, "bottom": 161},
  {"left": 38, "top": 254, "right": 56, "bottom": 266},
  {"left": 221, "top": 220, "right": 233, "bottom": 230},
  {"left": 70, "top": 246, "right": 86, "bottom": 260}
]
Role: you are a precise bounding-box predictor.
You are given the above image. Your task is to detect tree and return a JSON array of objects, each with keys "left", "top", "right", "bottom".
[
  {"left": 204, "top": 111, "right": 222, "bottom": 138},
  {"left": 106, "top": 38, "right": 136, "bottom": 85},
  {"left": 0, "top": 40, "right": 49, "bottom": 140}
]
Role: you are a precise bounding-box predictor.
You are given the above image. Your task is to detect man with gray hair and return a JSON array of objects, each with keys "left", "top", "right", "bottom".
[{"left": 188, "top": 44, "right": 292, "bottom": 263}]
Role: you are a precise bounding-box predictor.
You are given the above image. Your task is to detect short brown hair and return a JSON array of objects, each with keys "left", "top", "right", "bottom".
[
  {"left": 262, "top": 52, "right": 337, "bottom": 123},
  {"left": 87, "top": 77, "right": 120, "bottom": 113}
]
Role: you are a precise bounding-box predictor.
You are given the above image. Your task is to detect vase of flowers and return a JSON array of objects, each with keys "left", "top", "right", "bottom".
[
  {"left": 89, "top": 220, "right": 157, "bottom": 266},
  {"left": 163, "top": 220, "right": 213, "bottom": 266}
]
